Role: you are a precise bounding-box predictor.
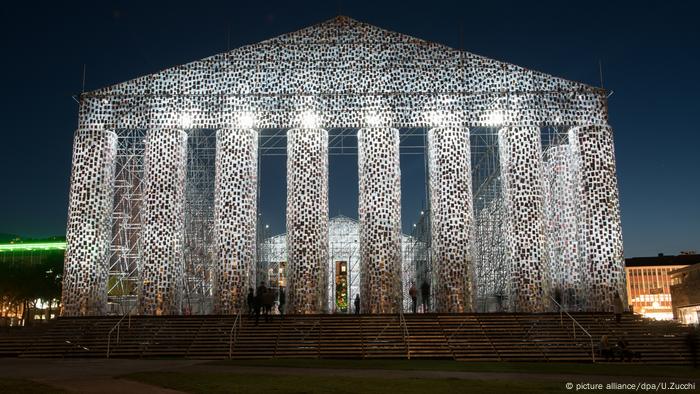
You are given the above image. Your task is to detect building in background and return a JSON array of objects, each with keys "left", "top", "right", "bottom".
[
  {"left": 670, "top": 260, "right": 700, "bottom": 325},
  {"left": 0, "top": 239, "right": 65, "bottom": 326},
  {"left": 259, "top": 215, "right": 419, "bottom": 313},
  {"left": 625, "top": 253, "right": 699, "bottom": 320}
]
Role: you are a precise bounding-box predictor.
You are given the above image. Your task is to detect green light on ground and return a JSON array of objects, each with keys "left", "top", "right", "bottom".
[{"left": 0, "top": 242, "right": 67, "bottom": 252}]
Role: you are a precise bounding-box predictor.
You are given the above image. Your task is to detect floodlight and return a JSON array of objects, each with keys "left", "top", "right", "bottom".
[
  {"left": 427, "top": 111, "right": 445, "bottom": 127},
  {"left": 179, "top": 113, "right": 193, "bottom": 129},
  {"left": 487, "top": 111, "right": 504, "bottom": 126},
  {"left": 365, "top": 112, "right": 382, "bottom": 127},
  {"left": 237, "top": 112, "right": 256, "bottom": 129},
  {"left": 300, "top": 111, "right": 321, "bottom": 129}
]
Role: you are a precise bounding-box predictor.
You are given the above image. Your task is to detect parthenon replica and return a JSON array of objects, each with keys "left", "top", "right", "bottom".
[{"left": 61, "top": 16, "right": 626, "bottom": 316}]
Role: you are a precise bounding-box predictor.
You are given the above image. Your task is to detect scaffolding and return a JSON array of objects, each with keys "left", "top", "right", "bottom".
[
  {"left": 182, "top": 129, "right": 217, "bottom": 315},
  {"left": 108, "top": 129, "right": 218, "bottom": 315},
  {"left": 65, "top": 16, "right": 622, "bottom": 316},
  {"left": 108, "top": 129, "right": 145, "bottom": 314},
  {"left": 104, "top": 124, "right": 586, "bottom": 315}
]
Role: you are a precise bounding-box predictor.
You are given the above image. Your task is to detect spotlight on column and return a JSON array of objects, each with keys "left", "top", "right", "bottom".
[
  {"left": 300, "top": 111, "right": 321, "bottom": 129},
  {"left": 487, "top": 110, "right": 504, "bottom": 126},
  {"left": 236, "top": 112, "right": 257, "bottom": 129},
  {"left": 365, "top": 111, "right": 382, "bottom": 127},
  {"left": 426, "top": 111, "right": 445, "bottom": 127},
  {"left": 179, "top": 113, "right": 194, "bottom": 129}
]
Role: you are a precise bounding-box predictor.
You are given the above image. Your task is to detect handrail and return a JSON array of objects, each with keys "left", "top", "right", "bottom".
[
  {"left": 372, "top": 317, "right": 398, "bottom": 342},
  {"left": 399, "top": 309, "right": 410, "bottom": 359},
  {"left": 228, "top": 309, "right": 243, "bottom": 359},
  {"left": 106, "top": 302, "right": 138, "bottom": 358},
  {"left": 523, "top": 318, "right": 540, "bottom": 340},
  {"left": 301, "top": 320, "right": 320, "bottom": 342},
  {"left": 550, "top": 296, "right": 596, "bottom": 362},
  {"left": 447, "top": 317, "right": 470, "bottom": 342}
]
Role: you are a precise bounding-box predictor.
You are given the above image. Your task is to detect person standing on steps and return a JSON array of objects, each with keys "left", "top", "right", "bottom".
[
  {"left": 613, "top": 290, "right": 623, "bottom": 324},
  {"left": 420, "top": 281, "right": 430, "bottom": 313},
  {"left": 354, "top": 294, "right": 360, "bottom": 315},
  {"left": 255, "top": 281, "right": 267, "bottom": 326},
  {"left": 262, "top": 289, "right": 274, "bottom": 323},
  {"left": 247, "top": 287, "right": 255, "bottom": 316},
  {"left": 278, "top": 287, "right": 286, "bottom": 319},
  {"left": 409, "top": 282, "right": 418, "bottom": 313},
  {"left": 553, "top": 288, "right": 562, "bottom": 309}
]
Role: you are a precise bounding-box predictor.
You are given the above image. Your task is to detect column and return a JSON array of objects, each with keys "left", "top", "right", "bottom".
[
  {"left": 400, "top": 237, "right": 417, "bottom": 312},
  {"left": 569, "top": 125, "right": 626, "bottom": 311},
  {"left": 286, "top": 128, "right": 329, "bottom": 314},
  {"left": 62, "top": 128, "right": 117, "bottom": 316},
  {"left": 428, "top": 126, "right": 475, "bottom": 313},
  {"left": 358, "top": 127, "right": 402, "bottom": 314},
  {"left": 213, "top": 128, "right": 258, "bottom": 314},
  {"left": 543, "top": 144, "right": 584, "bottom": 310},
  {"left": 498, "top": 126, "right": 550, "bottom": 312},
  {"left": 139, "top": 128, "right": 188, "bottom": 315}
]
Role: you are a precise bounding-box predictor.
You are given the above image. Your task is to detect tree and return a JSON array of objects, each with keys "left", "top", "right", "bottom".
[{"left": 0, "top": 249, "right": 63, "bottom": 325}]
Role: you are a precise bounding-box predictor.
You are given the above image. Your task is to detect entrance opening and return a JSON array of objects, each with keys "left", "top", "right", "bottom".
[{"left": 335, "top": 261, "right": 348, "bottom": 312}]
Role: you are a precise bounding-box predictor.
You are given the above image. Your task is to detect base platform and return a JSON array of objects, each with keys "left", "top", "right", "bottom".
[{"left": 0, "top": 313, "right": 694, "bottom": 364}]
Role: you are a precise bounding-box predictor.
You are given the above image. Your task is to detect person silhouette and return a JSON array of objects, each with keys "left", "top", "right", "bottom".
[
  {"left": 420, "top": 281, "right": 430, "bottom": 312},
  {"left": 278, "top": 287, "right": 286, "bottom": 319},
  {"left": 409, "top": 282, "right": 418, "bottom": 313},
  {"left": 247, "top": 287, "right": 255, "bottom": 316}
]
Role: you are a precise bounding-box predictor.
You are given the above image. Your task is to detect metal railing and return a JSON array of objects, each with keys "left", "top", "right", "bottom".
[
  {"left": 447, "top": 317, "right": 471, "bottom": 343},
  {"left": 106, "top": 303, "right": 138, "bottom": 358},
  {"left": 301, "top": 320, "right": 320, "bottom": 342},
  {"left": 550, "top": 296, "right": 596, "bottom": 362},
  {"left": 523, "top": 318, "right": 541, "bottom": 340},
  {"left": 228, "top": 309, "right": 243, "bottom": 359},
  {"left": 399, "top": 309, "right": 410, "bottom": 359},
  {"left": 372, "top": 318, "right": 397, "bottom": 342}
]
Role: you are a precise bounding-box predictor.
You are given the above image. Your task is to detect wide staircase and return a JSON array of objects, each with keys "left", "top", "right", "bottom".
[{"left": 0, "top": 313, "right": 695, "bottom": 364}]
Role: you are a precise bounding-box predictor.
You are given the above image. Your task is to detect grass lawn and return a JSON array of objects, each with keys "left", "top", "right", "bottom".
[
  {"left": 0, "top": 378, "right": 68, "bottom": 394},
  {"left": 124, "top": 371, "right": 564, "bottom": 394},
  {"left": 208, "top": 358, "right": 700, "bottom": 378}
]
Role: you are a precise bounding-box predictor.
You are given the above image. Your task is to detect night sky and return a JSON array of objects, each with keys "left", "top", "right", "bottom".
[{"left": 1, "top": 1, "right": 698, "bottom": 257}]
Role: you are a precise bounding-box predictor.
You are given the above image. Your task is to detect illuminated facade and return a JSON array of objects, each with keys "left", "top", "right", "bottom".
[
  {"left": 0, "top": 241, "right": 65, "bottom": 325},
  {"left": 626, "top": 265, "right": 678, "bottom": 320},
  {"left": 213, "top": 128, "right": 258, "bottom": 314},
  {"left": 625, "top": 254, "right": 699, "bottom": 321},
  {"left": 670, "top": 263, "right": 700, "bottom": 325},
  {"left": 62, "top": 16, "right": 626, "bottom": 315},
  {"left": 286, "top": 127, "right": 329, "bottom": 314},
  {"left": 428, "top": 125, "right": 474, "bottom": 313},
  {"left": 259, "top": 216, "right": 418, "bottom": 313}
]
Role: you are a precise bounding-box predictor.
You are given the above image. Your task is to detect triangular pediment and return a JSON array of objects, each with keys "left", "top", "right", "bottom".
[
  {"left": 89, "top": 16, "right": 596, "bottom": 96},
  {"left": 81, "top": 16, "right": 607, "bottom": 129}
]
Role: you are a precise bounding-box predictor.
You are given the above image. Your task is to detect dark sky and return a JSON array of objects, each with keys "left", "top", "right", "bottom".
[{"left": 1, "top": 0, "right": 698, "bottom": 257}]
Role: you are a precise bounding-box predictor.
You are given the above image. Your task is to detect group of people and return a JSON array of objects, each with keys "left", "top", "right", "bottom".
[
  {"left": 597, "top": 324, "right": 699, "bottom": 365},
  {"left": 408, "top": 281, "right": 430, "bottom": 314},
  {"left": 598, "top": 334, "right": 641, "bottom": 362},
  {"left": 243, "top": 281, "right": 700, "bottom": 369},
  {"left": 247, "top": 281, "right": 285, "bottom": 325},
  {"left": 243, "top": 282, "right": 631, "bottom": 322},
  {"left": 246, "top": 279, "right": 432, "bottom": 318},
  {"left": 350, "top": 281, "right": 431, "bottom": 314},
  {"left": 344, "top": 281, "right": 430, "bottom": 315}
]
